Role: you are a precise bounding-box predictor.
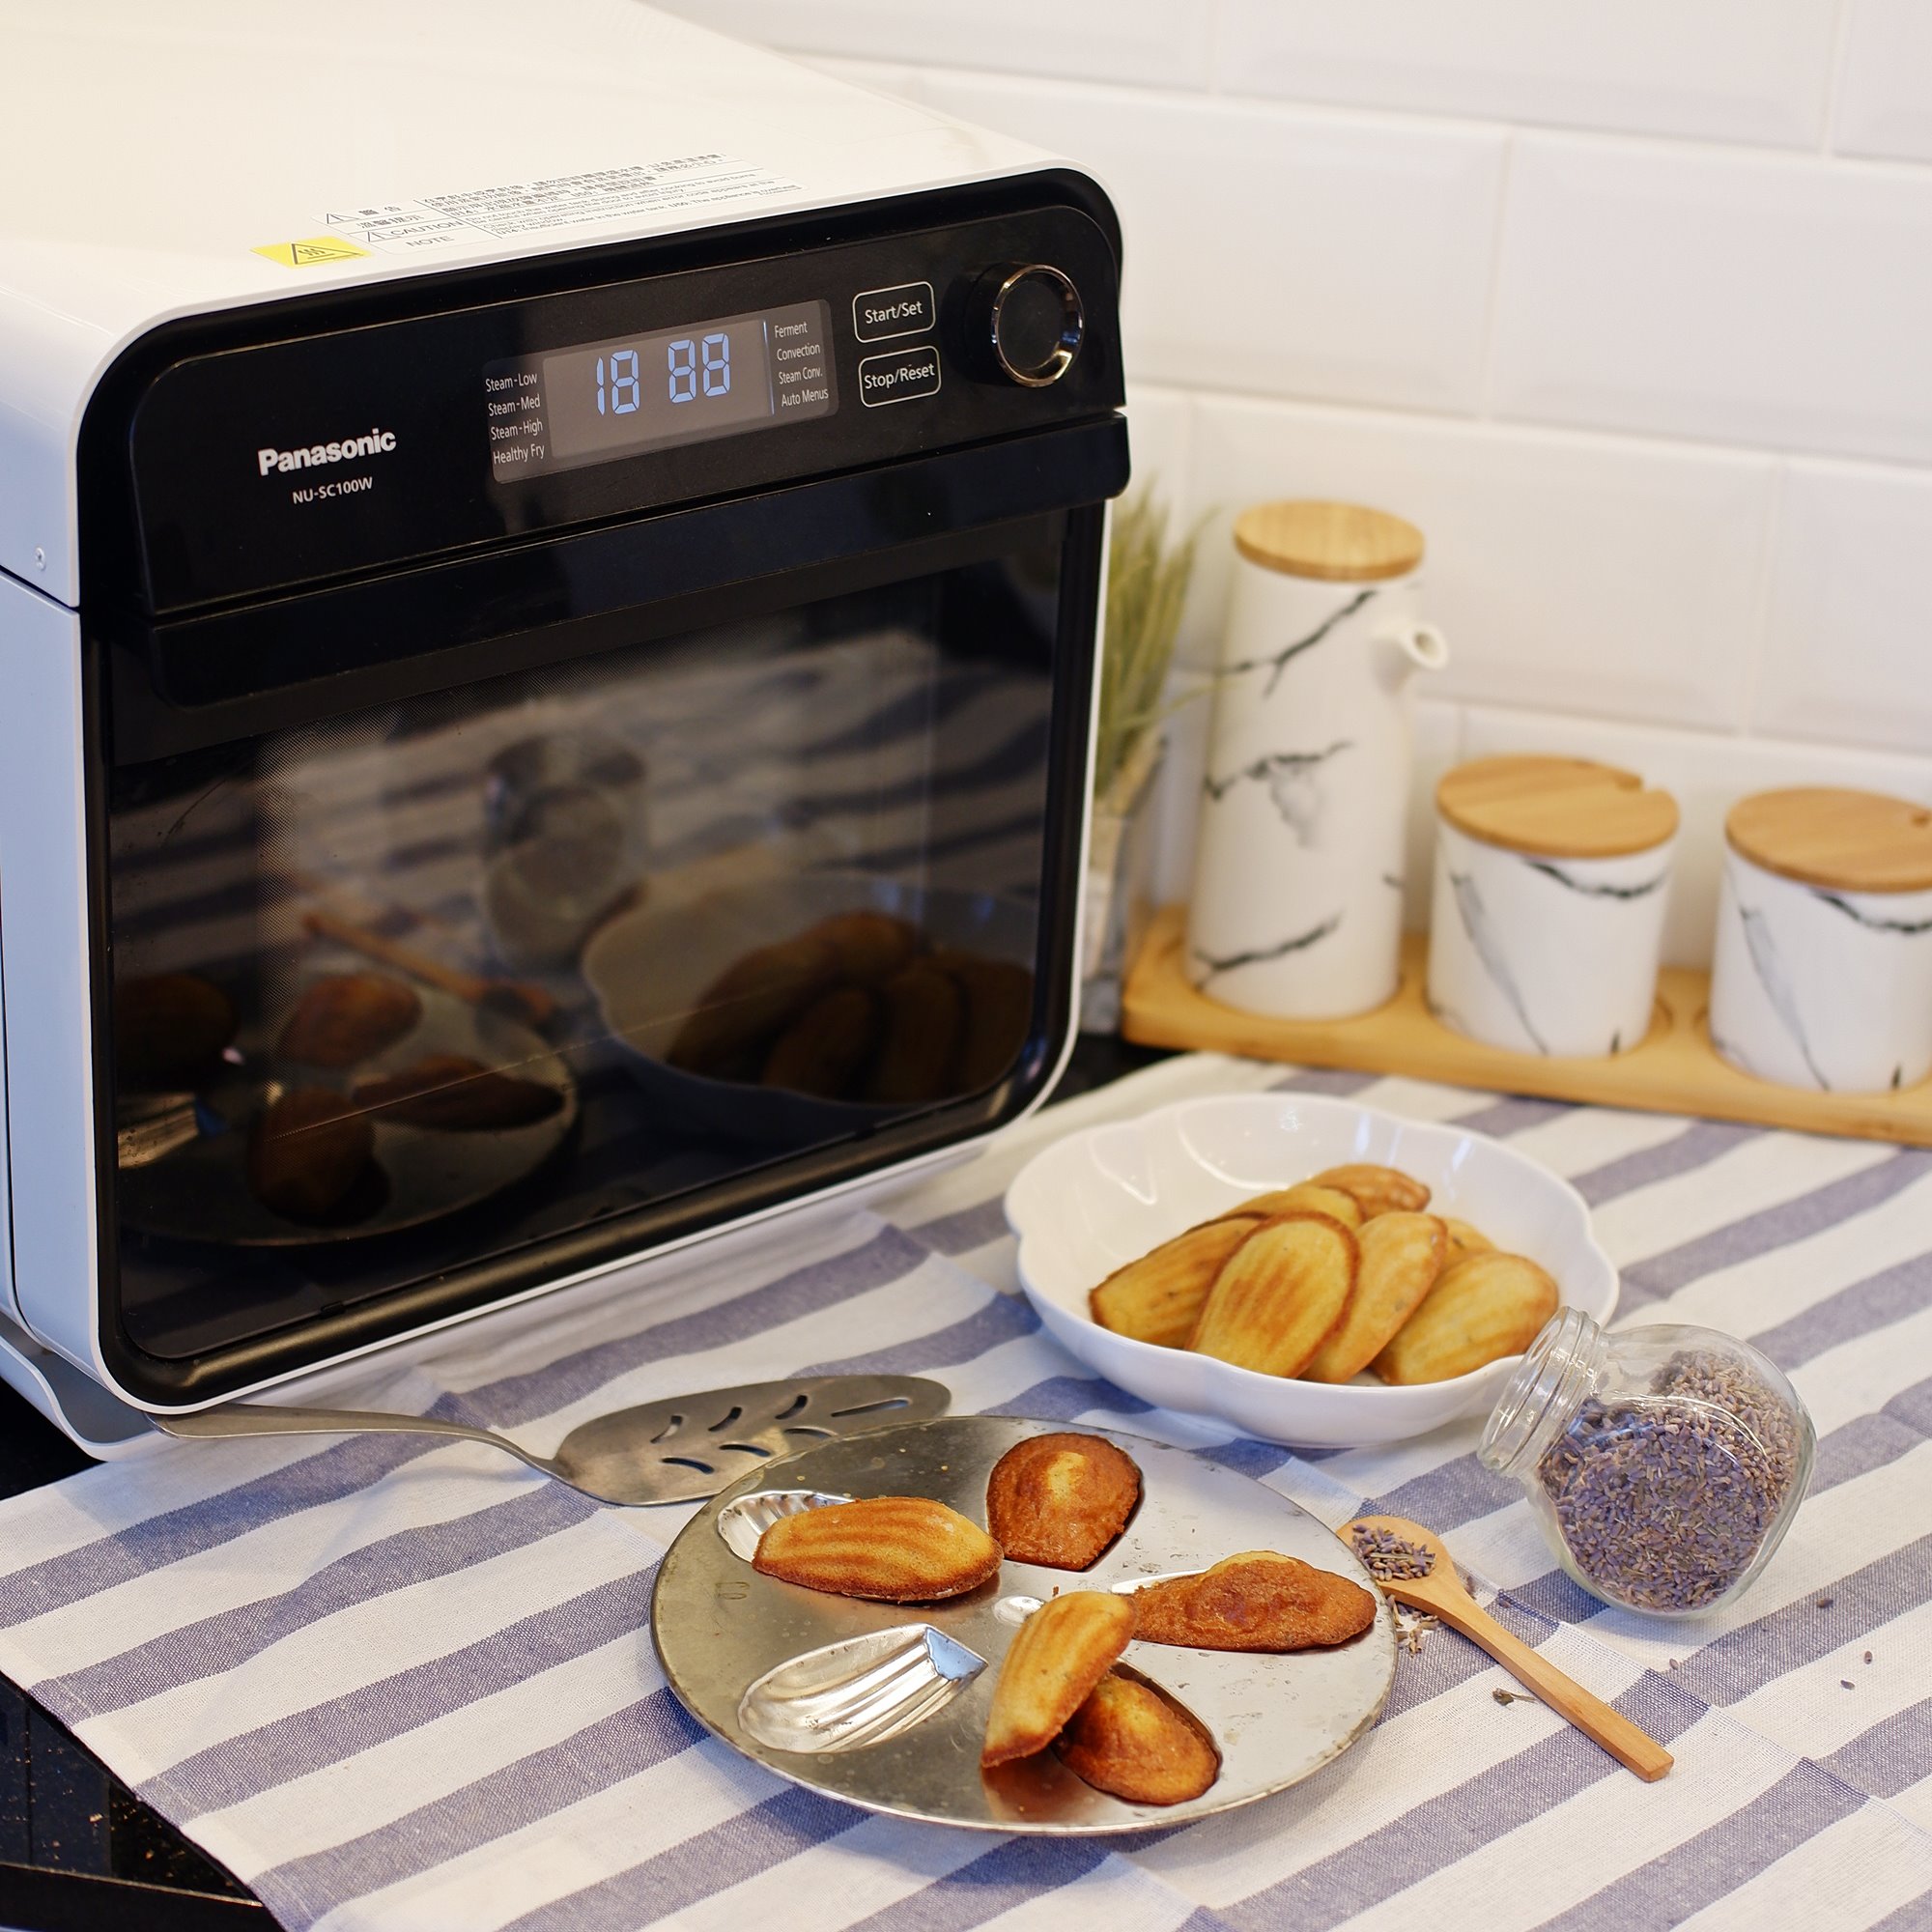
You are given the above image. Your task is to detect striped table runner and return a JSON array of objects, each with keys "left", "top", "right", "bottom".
[{"left": 2, "top": 1052, "right": 1930, "bottom": 1931}]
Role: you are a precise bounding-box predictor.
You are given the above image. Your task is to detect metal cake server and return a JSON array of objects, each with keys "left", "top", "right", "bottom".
[{"left": 153, "top": 1373, "right": 949, "bottom": 1505}]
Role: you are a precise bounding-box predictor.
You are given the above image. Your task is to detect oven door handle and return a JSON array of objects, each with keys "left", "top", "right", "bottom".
[{"left": 109, "top": 413, "right": 1129, "bottom": 756}]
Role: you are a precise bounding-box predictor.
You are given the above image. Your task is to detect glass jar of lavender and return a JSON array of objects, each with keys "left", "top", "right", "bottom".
[{"left": 1479, "top": 1309, "right": 1814, "bottom": 1617}]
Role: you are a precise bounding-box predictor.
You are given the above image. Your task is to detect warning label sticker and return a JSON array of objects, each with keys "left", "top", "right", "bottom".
[
  {"left": 251, "top": 234, "right": 373, "bottom": 270},
  {"left": 316, "top": 156, "right": 800, "bottom": 258}
]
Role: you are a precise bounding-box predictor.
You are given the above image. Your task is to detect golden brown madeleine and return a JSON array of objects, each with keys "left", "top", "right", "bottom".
[
  {"left": 803, "top": 909, "right": 923, "bottom": 983},
  {"left": 1187, "top": 1212, "right": 1358, "bottom": 1378},
  {"left": 353, "top": 1054, "right": 562, "bottom": 1130},
  {"left": 1215, "top": 1183, "right": 1363, "bottom": 1229},
  {"left": 752, "top": 1496, "right": 1002, "bottom": 1603},
  {"left": 246, "top": 1088, "right": 377, "bottom": 1222},
  {"left": 760, "top": 985, "right": 881, "bottom": 1098},
  {"left": 1089, "top": 1217, "right": 1262, "bottom": 1350},
  {"left": 114, "top": 973, "right": 239, "bottom": 1091},
  {"left": 864, "top": 960, "right": 966, "bottom": 1103},
  {"left": 1312, "top": 1163, "right": 1432, "bottom": 1219},
  {"left": 934, "top": 952, "right": 1035, "bottom": 1094},
  {"left": 980, "top": 1591, "right": 1134, "bottom": 1767},
  {"left": 985, "top": 1432, "right": 1143, "bottom": 1571},
  {"left": 1054, "top": 1671, "right": 1220, "bottom": 1804},
  {"left": 665, "top": 935, "right": 838, "bottom": 1074},
  {"left": 1301, "top": 1212, "right": 1447, "bottom": 1383},
  {"left": 1441, "top": 1216, "right": 1496, "bottom": 1261},
  {"left": 278, "top": 974, "right": 421, "bottom": 1069},
  {"left": 1372, "top": 1250, "right": 1559, "bottom": 1384},
  {"left": 1131, "top": 1550, "right": 1377, "bottom": 1651}
]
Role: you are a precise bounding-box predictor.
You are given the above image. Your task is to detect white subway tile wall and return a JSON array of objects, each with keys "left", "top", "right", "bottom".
[
  {"left": 665, "top": 4, "right": 1932, "bottom": 965},
  {"left": 1835, "top": 0, "right": 1932, "bottom": 163},
  {"left": 657, "top": 0, "right": 1215, "bottom": 91},
  {"left": 917, "top": 72, "right": 1510, "bottom": 413},
  {"left": 1488, "top": 137, "right": 1932, "bottom": 467},
  {"left": 1215, "top": 0, "right": 1840, "bottom": 150},
  {"left": 1755, "top": 461, "right": 1932, "bottom": 754}
]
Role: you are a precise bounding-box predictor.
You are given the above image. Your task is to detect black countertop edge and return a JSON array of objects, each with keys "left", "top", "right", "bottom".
[{"left": 0, "top": 1863, "right": 270, "bottom": 1931}]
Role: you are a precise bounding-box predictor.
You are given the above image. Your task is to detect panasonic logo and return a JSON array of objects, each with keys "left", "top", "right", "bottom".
[{"left": 257, "top": 429, "right": 398, "bottom": 476}]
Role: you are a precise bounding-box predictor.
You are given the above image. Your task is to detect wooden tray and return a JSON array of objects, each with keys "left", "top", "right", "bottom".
[{"left": 1122, "top": 906, "right": 1932, "bottom": 1148}]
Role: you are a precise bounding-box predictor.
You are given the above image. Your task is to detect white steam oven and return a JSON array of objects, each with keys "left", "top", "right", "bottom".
[{"left": 0, "top": 1, "right": 1127, "bottom": 1450}]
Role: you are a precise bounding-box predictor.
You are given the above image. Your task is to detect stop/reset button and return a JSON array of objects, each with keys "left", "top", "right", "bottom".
[{"left": 858, "top": 344, "right": 942, "bottom": 407}]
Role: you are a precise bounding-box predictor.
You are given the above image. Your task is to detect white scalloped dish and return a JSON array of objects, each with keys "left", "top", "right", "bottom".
[{"left": 1006, "top": 1093, "right": 1618, "bottom": 1448}]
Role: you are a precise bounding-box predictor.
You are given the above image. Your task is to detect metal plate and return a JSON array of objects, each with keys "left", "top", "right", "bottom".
[
  {"left": 652, "top": 1416, "right": 1396, "bottom": 1833},
  {"left": 119, "top": 981, "right": 578, "bottom": 1247}
]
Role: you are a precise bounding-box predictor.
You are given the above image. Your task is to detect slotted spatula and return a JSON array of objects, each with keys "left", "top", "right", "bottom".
[{"left": 154, "top": 1374, "right": 949, "bottom": 1505}]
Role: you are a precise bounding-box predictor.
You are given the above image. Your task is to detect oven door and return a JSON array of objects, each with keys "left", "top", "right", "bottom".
[{"left": 93, "top": 416, "right": 1125, "bottom": 1404}]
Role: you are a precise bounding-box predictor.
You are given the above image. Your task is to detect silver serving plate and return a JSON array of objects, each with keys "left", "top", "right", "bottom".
[{"left": 652, "top": 1415, "right": 1396, "bottom": 1833}]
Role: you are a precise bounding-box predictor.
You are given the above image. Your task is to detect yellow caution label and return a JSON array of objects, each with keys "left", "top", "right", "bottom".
[{"left": 250, "top": 234, "right": 371, "bottom": 269}]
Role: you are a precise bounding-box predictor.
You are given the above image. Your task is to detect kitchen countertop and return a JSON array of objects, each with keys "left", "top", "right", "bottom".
[
  {"left": 0, "top": 1402, "right": 269, "bottom": 1930},
  {"left": 5, "top": 1035, "right": 1929, "bottom": 1929},
  {"left": 0, "top": 1034, "right": 1169, "bottom": 1932}
]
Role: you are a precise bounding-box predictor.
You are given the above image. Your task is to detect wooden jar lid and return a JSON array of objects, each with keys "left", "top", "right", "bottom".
[
  {"left": 1726, "top": 787, "right": 1932, "bottom": 894},
  {"left": 1437, "top": 754, "right": 1680, "bottom": 859},
  {"left": 1233, "top": 500, "right": 1424, "bottom": 582}
]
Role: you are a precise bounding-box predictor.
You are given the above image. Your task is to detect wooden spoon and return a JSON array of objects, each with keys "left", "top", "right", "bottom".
[
  {"left": 1348, "top": 1514, "right": 1672, "bottom": 1781},
  {"left": 302, "top": 909, "right": 558, "bottom": 1030}
]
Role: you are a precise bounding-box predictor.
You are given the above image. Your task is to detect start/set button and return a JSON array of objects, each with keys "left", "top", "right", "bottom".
[
  {"left": 858, "top": 345, "right": 942, "bottom": 407},
  {"left": 852, "top": 280, "right": 934, "bottom": 341}
]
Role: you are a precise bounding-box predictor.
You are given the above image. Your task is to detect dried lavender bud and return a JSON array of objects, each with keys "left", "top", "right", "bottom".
[
  {"left": 1842, "top": 1679, "right": 1855, "bottom": 1690},
  {"left": 1817, "top": 1597, "right": 1834, "bottom": 1609},
  {"left": 1865, "top": 1650, "right": 1874, "bottom": 1664},
  {"left": 1534, "top": 1348, "right": 1802, "bottom": 1613},
  {"left": 1394, "top": 1608, "right": 1437, "bottom": 1655},
  {"left": 1350, "top": 1523, "right": 1436, "bottom": 1581}
]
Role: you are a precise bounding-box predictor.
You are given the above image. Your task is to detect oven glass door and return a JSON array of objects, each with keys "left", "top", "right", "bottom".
[{"left": 105, "top": 534, "right": 1071, "bottom": 1366}]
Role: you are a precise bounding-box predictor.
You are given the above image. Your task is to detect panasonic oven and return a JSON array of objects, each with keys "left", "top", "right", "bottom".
[{"left": 0, "top": 3, "right": 1127, "bottom": 1450}]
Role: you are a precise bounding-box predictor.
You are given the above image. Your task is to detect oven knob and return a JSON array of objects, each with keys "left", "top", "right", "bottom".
[{"left": 984, "top": 265, "right": 1084, "bottom": 387}]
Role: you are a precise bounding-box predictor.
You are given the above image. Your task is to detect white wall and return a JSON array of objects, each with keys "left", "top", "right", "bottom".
[{"left": 665, "top": 0, "right": 1932, "bottom": 964}]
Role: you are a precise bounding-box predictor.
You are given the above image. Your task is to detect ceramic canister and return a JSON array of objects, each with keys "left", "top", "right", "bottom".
[
  {"left": 1710, "top": 787, "right": 1932, "bottom": 1093},
  {"left": 1427, "top": 755, "right": 1678, "bottom": 1058},
  {"left": 1186, "top": 501, "right": 1448, "bottom": 1019}
]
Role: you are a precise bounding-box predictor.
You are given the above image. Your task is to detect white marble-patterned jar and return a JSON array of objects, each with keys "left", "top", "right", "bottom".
[
  {"left": 1427, "top": 755, "right": 1678, "bottom": 1058},
  {"left": 1186, "top": 501, "right": 1448, "bottom": 1019},
  {"left": 1710, "top": 788, "right": 1932, "bottom": 1093}
]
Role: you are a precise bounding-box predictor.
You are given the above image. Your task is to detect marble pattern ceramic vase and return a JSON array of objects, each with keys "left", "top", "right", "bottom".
[
  {"left": 1425, "top": 755, "right": 1678, "bottom": 1060},
  {"left": 1428, "top": 818, "right": 1676, "bottom": 1058},
  {"left": 1186, "top": 502, "right": 1447, "bottom": 1019},
  {"left": 1709, "top": 788, "right": 1932, "bottom": 1094}
]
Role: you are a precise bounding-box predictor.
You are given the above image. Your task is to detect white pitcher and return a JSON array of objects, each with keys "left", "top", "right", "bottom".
[{"left": 1186, "top": 500, "right": 1448, "bottom": 1019}]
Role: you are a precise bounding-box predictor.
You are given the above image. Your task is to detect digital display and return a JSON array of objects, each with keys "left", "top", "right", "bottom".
[{"left": 485, "top": 300, "right": 836, "bottom": 480}]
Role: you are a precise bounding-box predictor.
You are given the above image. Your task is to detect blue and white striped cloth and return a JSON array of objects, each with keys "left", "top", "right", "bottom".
[{"left": 3, "top": 1051, "right": 1931, "bottom": 1931}]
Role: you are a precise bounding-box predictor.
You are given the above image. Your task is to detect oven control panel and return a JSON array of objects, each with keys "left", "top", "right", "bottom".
[{"left": 122, "top": 188, "right": 1122, "bottom": 614}]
